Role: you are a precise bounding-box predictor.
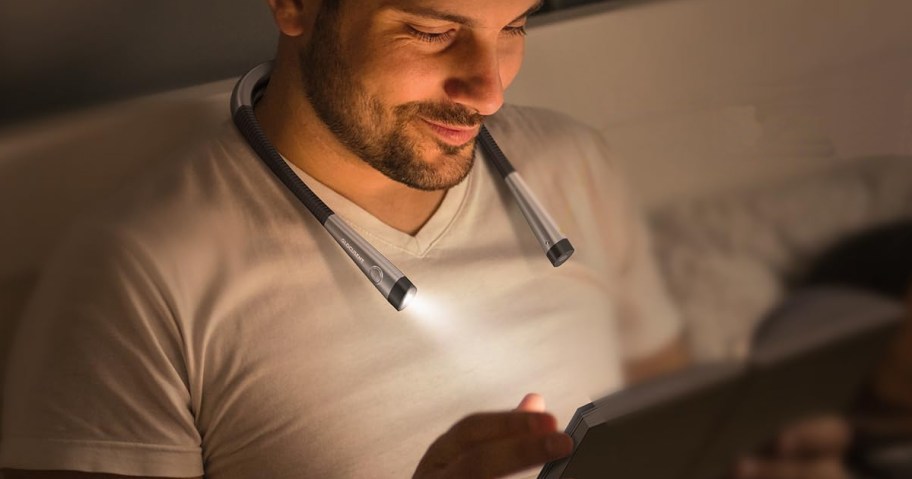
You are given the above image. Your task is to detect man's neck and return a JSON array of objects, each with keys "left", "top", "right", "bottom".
[{"left": 253, "top": 67, "right": 447, "bottom": 236}]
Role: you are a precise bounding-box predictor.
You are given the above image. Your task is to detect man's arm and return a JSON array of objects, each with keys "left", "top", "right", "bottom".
[
  {"left": 1, "top": 225, "right": 203, "bottom": 478},
  {"left": 1, "top": 471, "right": 201, "bottom": 479}
]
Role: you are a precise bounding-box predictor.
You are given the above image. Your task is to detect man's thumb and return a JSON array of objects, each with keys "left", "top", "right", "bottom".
[{"left": 516, "top": 393, "right": 546, "bottom": 412}]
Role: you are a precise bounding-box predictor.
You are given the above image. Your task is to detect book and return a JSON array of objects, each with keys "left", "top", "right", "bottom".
[{"left": 539, "top": 287, "right": 905, "bottom": 479}]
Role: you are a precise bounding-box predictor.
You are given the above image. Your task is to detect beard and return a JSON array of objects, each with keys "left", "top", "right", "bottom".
[{"left": 299, "top": 6, "right": 482, "bottom": 191}]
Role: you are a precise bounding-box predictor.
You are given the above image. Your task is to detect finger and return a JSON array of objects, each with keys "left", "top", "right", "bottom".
[
  {"left": 447, "top": 411, "right": 559, "bottom": 447},
  {"left": 735, "top": 456, "right": 850, "bottom": 479},
  {"left": 777, "top": 416, "right": 852, "bottom": 457},
  {"left": 449, "top": 431, "right": 573, "bottom": 479},
  {"left": 516, "top": 393, "right": 546, "bottom": 412},
  {"left": 417, "top": 410, "right": 560, "bottom": 472}
]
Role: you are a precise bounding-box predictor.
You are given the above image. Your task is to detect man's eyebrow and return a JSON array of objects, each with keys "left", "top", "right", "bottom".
[{"left": 392, "top": 0, "right": 544, "bottom": 28}]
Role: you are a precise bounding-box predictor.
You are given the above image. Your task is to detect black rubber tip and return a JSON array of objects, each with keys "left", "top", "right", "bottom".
[
  {"left": 388, "top": 276, "right": 417, "bottom": 311},
  {"left": 546, "top": 239, "right": 575, "bottom": 267}
]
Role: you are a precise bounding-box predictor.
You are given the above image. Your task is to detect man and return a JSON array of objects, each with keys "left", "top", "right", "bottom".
[{"left": 1, "top": 0, "right": 849, "bottom": 477}]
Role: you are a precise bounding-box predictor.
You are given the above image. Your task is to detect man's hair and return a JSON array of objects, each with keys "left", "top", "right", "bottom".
[{"left": 801, "top": 219, "right": 912, "bottom": 300}]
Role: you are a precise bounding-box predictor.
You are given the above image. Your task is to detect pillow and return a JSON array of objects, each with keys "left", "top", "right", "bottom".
[{"left": 650, "top": 156, "right": 912, "bottom": 361}]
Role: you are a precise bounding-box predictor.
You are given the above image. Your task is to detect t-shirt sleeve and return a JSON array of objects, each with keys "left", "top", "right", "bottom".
[{"left": 1, "top": 221, "right": 204, "bottom": 477}]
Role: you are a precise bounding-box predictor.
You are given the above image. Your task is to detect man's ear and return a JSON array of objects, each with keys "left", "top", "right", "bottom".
[{"left": 266, "top": 0, "right": 311, "bottom": 37}]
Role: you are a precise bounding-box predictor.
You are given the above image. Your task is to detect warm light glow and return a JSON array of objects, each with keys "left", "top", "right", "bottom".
[
  {"left": 401, "top": 286, "right": 417, "bottom": 310},
  {"left": 403, "top": 293, "right": 457, "bottom": 340},
  {"left": 405, "top": 293, "right": 443, "bottom": 321}
]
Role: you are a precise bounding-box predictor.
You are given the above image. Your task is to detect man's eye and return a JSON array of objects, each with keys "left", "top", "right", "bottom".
[
  {"left": 504, "top": 25, "right": 527, "bottom": 37},
  {"left": 407, "top": 26, "right": 455, "bottom": 43}
]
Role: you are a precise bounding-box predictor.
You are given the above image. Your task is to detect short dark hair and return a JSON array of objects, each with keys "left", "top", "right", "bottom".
[{"left": 801, "top": 219, "right": 912, "bottom": 300}]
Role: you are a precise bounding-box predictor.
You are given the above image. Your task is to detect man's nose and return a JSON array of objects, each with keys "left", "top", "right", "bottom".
[{"left": 443, "top": 39, "right": 505, "bottom": 117}]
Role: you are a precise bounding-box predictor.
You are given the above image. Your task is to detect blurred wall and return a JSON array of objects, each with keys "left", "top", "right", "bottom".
[
  {"left": 508, "top": 0, "right": 912, "bottom": 208},
  {"left": 0, "top": 0, "right": 277, "bottom": 125}
]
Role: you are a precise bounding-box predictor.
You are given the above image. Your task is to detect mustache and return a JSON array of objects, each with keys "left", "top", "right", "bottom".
[{"left": 396, "top": 102, "right": 485, "bottom": 128}]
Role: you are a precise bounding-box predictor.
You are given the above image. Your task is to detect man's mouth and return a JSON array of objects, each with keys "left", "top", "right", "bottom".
[{"left": 419, "top": 118, "right": 481, "bottom": 147}]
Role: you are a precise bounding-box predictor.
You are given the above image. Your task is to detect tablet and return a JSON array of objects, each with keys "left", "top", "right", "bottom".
[{"left": 539, "top": 288, "right": 905, "bottom": 479}]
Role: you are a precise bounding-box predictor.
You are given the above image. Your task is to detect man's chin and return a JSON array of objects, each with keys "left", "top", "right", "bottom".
[
  {"left": 433, "top": 137, "right": 476, "bottom": 157},
  {"left": 374, "top": 124, "right": 476, "bottom": 190},
  {"left": 404, "top": 149, "right": 475, "bottom": 191}
]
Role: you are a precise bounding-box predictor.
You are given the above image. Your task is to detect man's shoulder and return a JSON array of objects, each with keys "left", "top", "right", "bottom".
[
  {"left": 104, "top": 121, "right": 277, "bottom": 222},
  {"left": 70, "top": 121, "right": 294, "bottom": 266}
]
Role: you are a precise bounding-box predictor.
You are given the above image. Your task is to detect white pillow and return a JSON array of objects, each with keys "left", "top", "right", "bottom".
[{"left": 650, "top": 156, "right": 912, "bottom": 361}]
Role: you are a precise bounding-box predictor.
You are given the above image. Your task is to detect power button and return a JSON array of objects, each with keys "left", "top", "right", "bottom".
[{"left": 369, "top": 266, "right": 384, "bottom": 284}]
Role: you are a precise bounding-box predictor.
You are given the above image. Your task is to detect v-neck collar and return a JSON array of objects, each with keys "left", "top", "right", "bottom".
[{"left": 283, "top": 156, "right": 475, "bottom": 257}]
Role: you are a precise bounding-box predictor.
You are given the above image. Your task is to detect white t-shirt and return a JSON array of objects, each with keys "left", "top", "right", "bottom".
[{"left": 1, "top": 105, "right": 680, "bottom": 478}]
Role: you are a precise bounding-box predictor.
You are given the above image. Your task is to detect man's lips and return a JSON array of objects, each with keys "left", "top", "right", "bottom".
[{"left": 419, "top": 118, "right": 480, "bottom": 146}]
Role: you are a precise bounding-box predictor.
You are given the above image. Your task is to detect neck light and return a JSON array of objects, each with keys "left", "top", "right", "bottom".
[{"left": 230, "top": 61, "right": 573, "bottom": 311}]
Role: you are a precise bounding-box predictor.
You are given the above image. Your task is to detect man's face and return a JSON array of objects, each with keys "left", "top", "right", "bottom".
[{"left": 299, "top": 0, "right": 538, "bottom": 191}]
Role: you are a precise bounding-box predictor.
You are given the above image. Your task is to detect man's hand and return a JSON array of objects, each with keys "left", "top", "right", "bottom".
[
  {"left": 733, "top": 416, "right": 852, "bottom": 479},
  {"left": 413, "top": 394, "right": 573, "bottom": 479}
]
